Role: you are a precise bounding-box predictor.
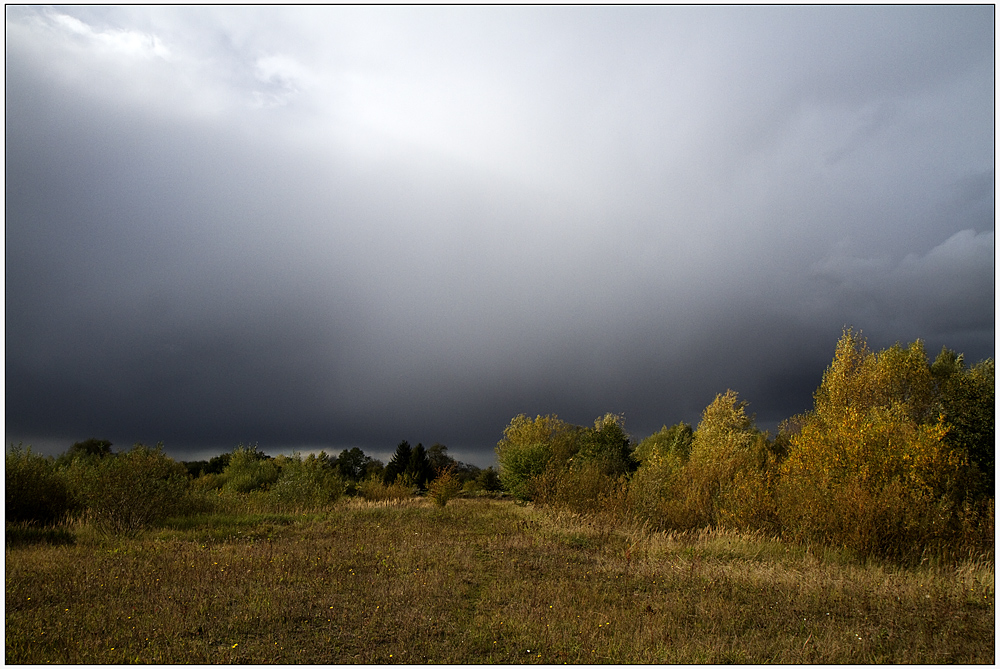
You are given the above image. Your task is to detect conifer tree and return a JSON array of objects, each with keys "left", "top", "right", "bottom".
[{"left": 383, "top": 440, "right": 412, "bottom": 485}]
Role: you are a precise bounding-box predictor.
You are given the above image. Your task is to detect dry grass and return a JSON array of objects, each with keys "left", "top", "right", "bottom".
[{"left": 6, "top": 497, "right": 994, "bottom": 663}]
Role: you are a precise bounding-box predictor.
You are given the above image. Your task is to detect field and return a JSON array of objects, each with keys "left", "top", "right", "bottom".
[{"left": 5, "top": 496, "right": 994, "bottom": 664}]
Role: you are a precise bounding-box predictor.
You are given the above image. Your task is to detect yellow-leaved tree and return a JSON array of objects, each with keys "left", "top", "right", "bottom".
[
  {"left": 777, "top": 329, "right": 981, "bottom": 561},
  {"left": 683, "top": 390, "right": 779, "bottom": 531}
]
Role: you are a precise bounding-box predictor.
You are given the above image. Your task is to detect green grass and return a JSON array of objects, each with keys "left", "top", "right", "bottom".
[{"left": 6, "top": 497, "right": 994, "bottom": 663}]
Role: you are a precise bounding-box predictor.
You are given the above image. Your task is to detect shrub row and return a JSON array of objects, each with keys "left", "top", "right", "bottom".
[
  {"left": 6, "top": 440, "right": 503, "bottom": 537},
  {"left": 496, "top": 330, "right": 994, "bottom": 563}
]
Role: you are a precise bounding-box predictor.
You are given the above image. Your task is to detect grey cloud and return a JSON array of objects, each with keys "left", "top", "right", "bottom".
[
  {"left": 808, "top": 229, "right": 994, "bottom": 346},
  {"left": 5, "top": 6, "right": 993, "bottom": 464}
]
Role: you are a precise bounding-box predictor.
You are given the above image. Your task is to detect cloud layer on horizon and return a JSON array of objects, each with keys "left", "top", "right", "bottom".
[{"left": 5, "top": 6, "right": 994, "bottom": 465}]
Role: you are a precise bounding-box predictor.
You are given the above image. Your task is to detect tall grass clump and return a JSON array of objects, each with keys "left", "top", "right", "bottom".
[{"left": 357, "top": 475, "right": 414, "bottom": 502}]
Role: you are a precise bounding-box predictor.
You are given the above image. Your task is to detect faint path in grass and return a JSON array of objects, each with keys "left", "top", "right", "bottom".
[{"left": 5, "top": 497, "right": 994, "bottom": 663}]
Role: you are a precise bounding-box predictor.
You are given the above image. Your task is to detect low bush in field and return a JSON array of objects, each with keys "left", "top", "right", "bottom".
[
  {"left": 427, "top": 465, "right": 462, "bottom": 507},
  {"left": 62, "top": 443, "right": 190, "bottom": 536},
  {"left": 5, "top": 445, "right": 74, "bottom": 525},
  {"left": 221, "top": 444, "right": 279, "bottom": 493},
  {"left": 539, "top": 460, "right": 619, "bottom": 515},
  {"left": 192, "top": 471, "right": 227, "bottom": 492},
  {"left": 497, "top": 441, "right": 552, "bottom": 501},
  {"left": 624, "top": 450, "right": 687, "bottom": 529},
  {"left": 269, "top": 453, "right": 345, "bottom": 507}
]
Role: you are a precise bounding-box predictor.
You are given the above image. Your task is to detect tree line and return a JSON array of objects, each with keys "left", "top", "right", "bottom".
[
  {"left": 6, "top": 329, "right": 993, "bottom": 562},
  {"left": 6, "top": 436, "right": 502, "bottom": 537},
  {"left": 494, "top": 329, "right": 993, "bottom": 562}
]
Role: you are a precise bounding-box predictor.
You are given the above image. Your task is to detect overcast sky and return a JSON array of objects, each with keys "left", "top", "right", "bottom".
[{"left": 6, "top": 6, "right": 994, "bottom": 466}]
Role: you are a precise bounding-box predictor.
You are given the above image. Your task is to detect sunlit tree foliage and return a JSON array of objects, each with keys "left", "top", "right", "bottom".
[
  {"left": 632, "top": 422, "right": 694, "bottom": 464},
  {"left": 222, "top": 443, "right": 279, "bottom": 493},
  {"left": 495, "top": 414, "right": 579, "bottom": 501},
  {"left": 777, "top": 329, "right": 991, "bottom": 560},
  {"left": 270, "top": 452, "right": 345, "bottom": 507}
]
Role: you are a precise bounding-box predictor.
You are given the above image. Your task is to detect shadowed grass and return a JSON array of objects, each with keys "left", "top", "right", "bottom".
[{"left": 5, "top": 498, "right": 993, "bottom": 664}]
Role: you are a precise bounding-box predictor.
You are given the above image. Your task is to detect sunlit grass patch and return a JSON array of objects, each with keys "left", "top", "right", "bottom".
[{"left": 6, "top": 497, "right": 993, "bottom": 664}]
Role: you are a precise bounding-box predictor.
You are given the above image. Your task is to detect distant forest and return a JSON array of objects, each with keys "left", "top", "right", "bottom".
[{"left": 7, "top": 329, "right": 993, "bottom": 562}]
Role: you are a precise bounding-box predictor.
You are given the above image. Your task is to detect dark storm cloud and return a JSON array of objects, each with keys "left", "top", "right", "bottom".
[{"left": 5, "top": 6, "right": 994, "bottom": 465}]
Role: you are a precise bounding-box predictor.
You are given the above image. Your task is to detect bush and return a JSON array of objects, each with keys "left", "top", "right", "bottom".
[
  {"left": 496, "top": 415, "right": 580, "bottom": 469},
  {"left": 624, "top": 450, "right": 687, "bottom": 529},
  {"left": 632, "top": 422, "right": 693, "bottom": 464},
  {"left": 6, "top": 445, "right": 74, "bottom": 525},
  {"left": 63, "top": 443, "right": 189, "bottom": 536},
  {"left": 541, "top": 460, "right": 617, "bottom": 514},
  {"left": 222, "top": 444, "right": 279, "bottom": 493},
  {"left": 682, "top": 390, "right": 765, "bottom": 528},
  {"left": 476, "top": 466, "right": 502, "bottom": 492},
  {"left": 574, "top": 413, "right": 635, "bottom": 478},
  {"left": 496, "top": 441, "right": 552, "bottom": 501},
  {"left": 192, "top": 471, "right": 227, "bottom": 492},
  {"left": 932, "top": 352, "right": 995, "bottom": 493},
  {"left": 269, "top": 453, "right": 345, "bottom": 508},
  {"left": 427, "top": 465, "right": 462, "bottom": 507},
  {"left": 55, "top": 438, "right": 113, "bottom": 468}
]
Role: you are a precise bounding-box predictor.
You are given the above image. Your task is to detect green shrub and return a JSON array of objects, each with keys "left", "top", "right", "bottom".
[
  {"left": 269, "top": 453, "right": 345, "bottom": 507},
  {"left": 496, "top": 442, "right": 551, "bottom": 501},
  {"left": 625, "top": 450, "right": 686, "bottom": 528},
  {"left": 476, "top": 466, "right": 502, "bottom": 492},
  {"left": 632, "top": 422, "right": 693, "bottom": 464},
  {"left": 932, "top": 352, "right": 995, "bottom": 493},
  {"left": 6, "top": 444, "right": 74, "bottom": 525},
  {"left": 222, "top": 444, "right": 279, "bottom": 493},
  {"left": 427, "top": 465, "right": 462, "bottom": 507},
  {"left": 495, "top": 414, "right": 581, "bottom": 500},
  {"left": 574, "top": 413, "right": 635, "bottom": 477},
  {"left": 63, "top": 443, "right": 189, "bottom": 536},
  {"left": 192, "top": 471, "right": 227, "bottom": 492}
]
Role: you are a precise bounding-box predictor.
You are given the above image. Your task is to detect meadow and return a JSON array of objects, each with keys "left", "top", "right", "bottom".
[{"left": 6, "top": 496, "right": 994, "bottom": 664}]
